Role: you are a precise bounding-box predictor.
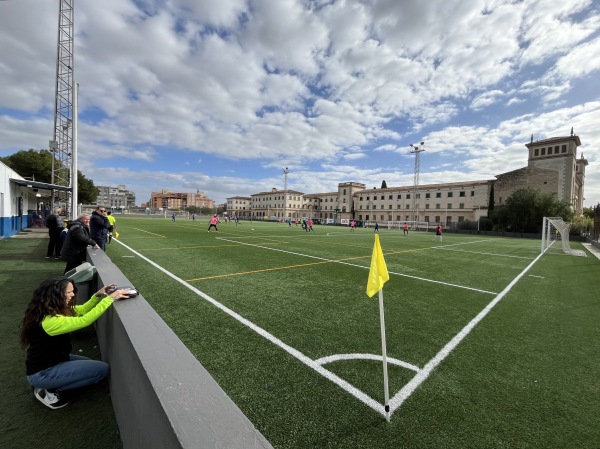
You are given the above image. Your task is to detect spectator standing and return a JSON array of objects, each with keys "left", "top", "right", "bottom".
[
  {"left": 374, "top": 222, "right": 379, "bottom": 233},
  {"left": 171, "top": 213, "right": 176, "bottom": 222},
  {"left": 90, "top": 206, "right": 111, "bottom": 251},
  {"left": 46, "top": 208, "right": 65, "bottom": 259},
  {"left": 106, "top": 211, "right": 117, "bottom": 244},
  {"left": 60, "top": 214, "right": 99, "bottom": 274}
]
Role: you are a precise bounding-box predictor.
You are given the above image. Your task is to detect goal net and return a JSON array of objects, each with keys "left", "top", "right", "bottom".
[
  {"left": 541, "top": 217, "right": 586, "bottom": 257},
  {"left": 387, "top": 221, "right": 430, "bottom": 231}
]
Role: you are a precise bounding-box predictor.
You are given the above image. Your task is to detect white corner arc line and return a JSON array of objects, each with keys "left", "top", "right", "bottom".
[
  {"left": 114, "top": 239, "right": 387, "bottom": 417},
  {"left": 387, "top": 251, "right": 545, "bottom": 416},
  {"left": 315, "top": 353, "right": 420, "bottom": 373}
]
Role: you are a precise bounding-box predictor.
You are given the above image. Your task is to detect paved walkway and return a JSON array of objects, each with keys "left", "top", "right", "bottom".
[
  {"left": 582, "top": 242, "right": 600, "bottom": 261},
  {"left": 12, "top": 227, "right": 49, "bottom": 238}
]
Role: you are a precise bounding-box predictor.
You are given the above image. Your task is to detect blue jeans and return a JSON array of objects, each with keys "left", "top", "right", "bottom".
[{"left": 27, "top": 355, "right": 110, "bottom": 391}]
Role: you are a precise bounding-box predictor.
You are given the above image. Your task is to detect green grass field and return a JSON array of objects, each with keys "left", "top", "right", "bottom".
[{"left": 106, "top": 216, "right": 600, "bottom": 449}]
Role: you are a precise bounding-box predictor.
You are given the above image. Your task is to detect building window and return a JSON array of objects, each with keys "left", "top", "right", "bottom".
[
  {"left": 458, "top": 216, "right": 465, "bottom": 222},
  {"left": 389, "top": 205, "right": 392, "bottom": 209},
  {"left": 447, "top": 192, "right": 453, "bottom": 198},
  {"left": 406, "top": 194, "right": 411, "bottom": 199},
  {"left": 425, "top": 204, "right": 430, "bottom": 209},
  {"left": 534, "top": 148, "right": 539, "bottom": 156},
  {"left": 436, "top": 204, "right": 441, "bottom": 209},
  {"left": 343, "top": 189, "right": 346, "bottom": 194},
  {"left": 425, "top": 193, "right": 431, "bottom": 199},
  {"left": 436, "top": 192, "right": 442, "bottom": 198},
  {"left": 447, "top": 203, "right": 452, "bottom": 209},
  {"left": 459, "top": 191, "right": 465, "bottom": 197},
  {"left": 471, "top": 191, "right": 475, "bottom": 197},
  {"left": 555, "top": 145, "right": 559, "bottom": 154},
  {"left": 459, "top": 203, "right": 464, "bottom": 209},
  {"left": 397, "top": 194, "right": 401, "bottom": 199},
  {"left": 541, "top": 148, "right": 545, "bottom": 155},
  {"left": 388, "top": 195, "right": 393, "bottom": 200},
  {"left": 562, "top": 145, "right": 567, "bottom": 153}
]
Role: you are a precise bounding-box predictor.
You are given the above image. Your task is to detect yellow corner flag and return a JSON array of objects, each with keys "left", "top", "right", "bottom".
[
  {"left": 366, "top": 234, "right": 389, "bottom": 297},
  {"left": 114, "top": 231, "right": 120, "bottom": 240}
]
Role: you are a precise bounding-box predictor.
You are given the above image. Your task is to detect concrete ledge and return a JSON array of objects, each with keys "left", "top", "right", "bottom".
[{"left": 87, "top": 249, "right": 273, "bottom": 449}]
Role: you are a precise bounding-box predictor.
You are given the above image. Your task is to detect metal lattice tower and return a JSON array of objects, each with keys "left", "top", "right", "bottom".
[
  {"left": 50, "top": 0, "right": 74, "bottom": 214},
  {"left": 409, "top": 142, "right": 425, "bottom": 225},
  {"left": 282, "top": 167, "right": 289, "bottom": 219}
]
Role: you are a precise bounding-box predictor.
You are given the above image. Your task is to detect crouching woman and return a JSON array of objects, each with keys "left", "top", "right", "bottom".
[{"left": 20, "top": 277, "right": 129, "bottom": 409}]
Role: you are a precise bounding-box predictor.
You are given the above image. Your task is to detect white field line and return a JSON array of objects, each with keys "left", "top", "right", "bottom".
[
  {"left": 387, "top": 251, "right": 544, "bottom": 416},
  {"left": 314, "top": 353, "right": 420, "bottom": 373},
  {"left": 218, "top": 237, "right": 498, "bottom": 295},
  {"left": 114, "top": 239, "right": 385, "bottom": 416},
  {"left": 435, "top": 247, "right": 536, "bottom": 260}
]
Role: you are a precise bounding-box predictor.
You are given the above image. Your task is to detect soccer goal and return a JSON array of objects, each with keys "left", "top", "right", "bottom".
[
  {"left": 387, "top": 221, "right": 430, "bottom": 231},
  {"left": 541, "top": 217, "right": 586, "bottom": 257}
]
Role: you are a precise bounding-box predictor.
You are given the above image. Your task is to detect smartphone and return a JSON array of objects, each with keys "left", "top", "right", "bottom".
[{"left": 105, "top": 284, "right": 118, "bottom": 294}]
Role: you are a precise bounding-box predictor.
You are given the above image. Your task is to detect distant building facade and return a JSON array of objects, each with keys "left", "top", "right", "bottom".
[
  {"left": 495, "top": 132, "right": 587, "bottom": 214},
  {"left": 148, "top": 189, "right": 215, "bottom": 210},
  {"left": 226, "top": 132, "right": 588, "bottom": 225},
  {"left": 95, "top": 184, "right": 136, "bottom": 209},
  {"left": 226, "top": 196, "right": 252, "bottom": 217}
]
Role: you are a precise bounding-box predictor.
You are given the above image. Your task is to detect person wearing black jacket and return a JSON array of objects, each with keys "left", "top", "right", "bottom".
[
  {"left": 46, "top": 208, "right": 65, "bottom": 259},
  {"left": 89, "top": 206, "right": 112, "bottom": 251},
  {"left": 60, "top": 214, "right": 99, "bottom": 274}
]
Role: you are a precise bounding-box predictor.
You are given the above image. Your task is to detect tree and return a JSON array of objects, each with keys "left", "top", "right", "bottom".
[
  {"left": 0, "top": 149, "right": 99, "bottom": 204},
  {"left": 77, "top": 172, "right": 100, "bottom": 204},
  {"left": 0, "top": 149, "right": 53, "bottom": 182},
  {"left": 582, "top": 206, "right": 594, "bottom": 220},
  {"left": 381, "top": 180, "right": 388, "bottom": 189},
  {"left": 492, "top": 188, "right": 573, "bottom": 233}
]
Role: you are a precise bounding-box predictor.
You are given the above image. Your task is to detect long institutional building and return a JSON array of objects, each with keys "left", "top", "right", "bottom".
[{"left": 227, "top": 133, "right": 588, "bottom": 225}]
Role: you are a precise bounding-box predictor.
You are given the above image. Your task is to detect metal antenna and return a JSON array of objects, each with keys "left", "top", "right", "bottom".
[
  {"left": 50, "top": 0, "right": 75, "bottom": 217},
  {"left": 409, "top": 142, "right": 425, "bottom": 227},
  {"left": 282, "top": 167, "right": 289, "bottom": 220}
]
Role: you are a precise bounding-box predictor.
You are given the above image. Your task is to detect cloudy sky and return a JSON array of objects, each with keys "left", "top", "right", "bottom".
[{"left": 1, "top": 0, "right": 599, "bottom": 207}]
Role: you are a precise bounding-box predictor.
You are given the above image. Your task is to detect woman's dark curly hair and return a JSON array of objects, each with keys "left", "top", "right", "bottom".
[{"left": 19, "top": 277, "right": 77, "bottom": 348}]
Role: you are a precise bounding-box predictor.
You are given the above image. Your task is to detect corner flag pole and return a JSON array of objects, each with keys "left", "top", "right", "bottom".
[
  {"left": 366, "top": 234, "right": 391, "bottom": 421},
  {"left": 379, "top": 288, "right": 391, "bottom": 422}
]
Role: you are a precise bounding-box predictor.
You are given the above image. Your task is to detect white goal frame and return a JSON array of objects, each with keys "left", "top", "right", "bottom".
[
  {"left": 387, "top": 221, "right": 430, "bottom": 231},
  {"left": 541, "top": 217, "right": 586, "bottom": 257}
]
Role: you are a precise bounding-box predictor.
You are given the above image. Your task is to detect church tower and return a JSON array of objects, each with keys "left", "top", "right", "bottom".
[{"left": 525, "top": 129, "right": 587, "bottom": 214}]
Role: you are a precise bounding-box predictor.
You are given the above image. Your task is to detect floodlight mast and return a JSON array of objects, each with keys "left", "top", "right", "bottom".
[
  {"left": 51, "top": 0, "right": 75, "bottom": 218},
  {"left": 282, "top": 167, "right": 289, "bottom": 220},
  {"left": 409, "top": 142, "right": 425, "bottom": 227}
]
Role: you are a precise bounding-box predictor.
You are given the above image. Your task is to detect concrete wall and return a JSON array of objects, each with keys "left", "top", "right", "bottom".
[{"left": 87, "top": 249, "right": 273, "bottom": 449}]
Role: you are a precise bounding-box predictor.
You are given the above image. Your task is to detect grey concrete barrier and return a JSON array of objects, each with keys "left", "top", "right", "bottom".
[{"left": 87, "top": 249, "right": 274, "bottom": 449}]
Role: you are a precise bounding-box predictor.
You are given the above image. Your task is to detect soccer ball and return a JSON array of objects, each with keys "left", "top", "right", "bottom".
[{"left": 252, "top": 228, "right": 254, "bottom": 231}]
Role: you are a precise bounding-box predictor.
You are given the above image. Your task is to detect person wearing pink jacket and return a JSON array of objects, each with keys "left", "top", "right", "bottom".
[{"left": 208, "top": 215, "right": 219, "bottom": 232}]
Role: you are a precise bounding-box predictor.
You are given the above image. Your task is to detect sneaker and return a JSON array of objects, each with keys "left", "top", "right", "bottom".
[
  {"left": 34, "top": 388, "right": 69, "bottom": 409},
  {"left": 45, "top": 256, "right": 51, "bottom": 259}
]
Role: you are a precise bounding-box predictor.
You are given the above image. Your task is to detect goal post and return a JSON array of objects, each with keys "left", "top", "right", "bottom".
[
  {"left": 541, "top": 217, "right": 586, "bottom": 257},
  {"left": 386, "top": 221, "right": 430, "bottom": 231}
]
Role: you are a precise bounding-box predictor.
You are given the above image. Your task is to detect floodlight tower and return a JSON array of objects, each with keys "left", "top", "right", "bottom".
[
  {"left": 409, "top": 141, "right": 425, "bottom": 226},
  {"left": 50, "top": 0, "right": 75, "bottom": 217},
  {"left": 282, "top": 167, "right": 289, "bottom": 220}
]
